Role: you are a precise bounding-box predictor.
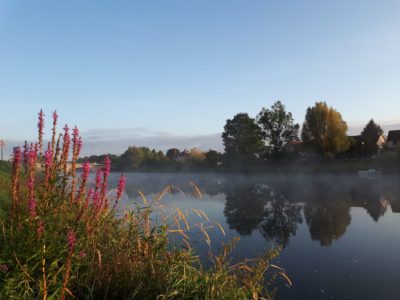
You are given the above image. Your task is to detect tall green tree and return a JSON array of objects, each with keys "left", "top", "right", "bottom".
[
  {"left": 257, "top": 101, "right": 299, "bottom": 159},
  {"left": 222, "top": 113, "right": 264, "bottom": 167},
  {"left": 302, "top": 102, "right": 349, "bottom": 158},
  {"left": 360, "top": 119, "right": 383, "bottom": 156}
]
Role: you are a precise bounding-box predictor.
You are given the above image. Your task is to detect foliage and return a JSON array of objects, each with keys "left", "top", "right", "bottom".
[
  {"left": 0, "top": 111, "right": 289, "bottom": 299},
  {"left": 222, "top": 113, "right": 264, "bottom": 169},
  {"left": 77, "top": 153, "right": 119, "bottom": 164},
  {"left": 116, "top": 146, "right": 167, "bottom": 171},
  {"left": 257, "top": 101, "right": 299, "bottom": 160},
  {"left": 360, "top": 119, "right": 383, "bottom": 157},
  {"left": 80, "top": 148, "right": 223, "bottom": 172},
  {"left": 301, "top": 102, "right": 349, "bottom": 158},
  {"left": 165, "top": 148, "right": 180, "bottom": 161},
  {"left": 205, "top": 150, "right": 222, "bottom": 168}
]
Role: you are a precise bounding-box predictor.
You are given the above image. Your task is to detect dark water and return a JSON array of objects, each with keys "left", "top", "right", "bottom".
[{"left": 110, "top": 173, "right": 400, "bottom": 300}]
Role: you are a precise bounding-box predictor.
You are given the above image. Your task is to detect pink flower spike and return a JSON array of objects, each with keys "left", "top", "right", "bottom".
[
  {"left": 28, "top": 196, "right": 37, "bottom": 218},
  {"left": 44, "top": 149, "right": 53, "bottom": 167},
  {"left": 63, "top": 124, "right": 69, "bottom": 134},
  {"left": 103, "top": 156, "right": 111, "bottom": 177},
  {"left": 81, "top": 161, "right": 90, "bottom": 182},
  {"left": 67, "top": 230, "right": 76, "bottom": 252},
  {"left": 116, "top": 174, "right": 126, "bottom": 200},
  {"left": 95, "top": 169, "right": 102, "bottom": 190},
  {"left": 93, "top": 190, "right": 101, "bottom": 208},
  {"left": 52, "top": 110, "right": 58, "bottom": 126},
  {"left": 72, "top": 126, "right": 79, "bottom": 144},
  {"left": 37, "top": 110, "right": 45, "bottom": 135},
  {"left": 77, "top": 136, "right": 83, "bottom": 155},
  {"left": 13, "top": 147, "right": 21, "bottom": 168}
]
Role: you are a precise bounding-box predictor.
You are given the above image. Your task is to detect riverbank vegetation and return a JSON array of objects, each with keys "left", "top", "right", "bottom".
[{"left": 0, "top": 111, "right": 289, "bottom": 299}]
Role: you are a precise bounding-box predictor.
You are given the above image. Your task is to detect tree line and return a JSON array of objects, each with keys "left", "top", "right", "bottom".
[
  {"left": 222, "top": 101, "right": 388, "bottom": 170},
  {"left": 79, "top": 100, "right": 393, "bottom": 172},
  {"left": 78, "top": 147, "right": 223, "bottom": 171}
]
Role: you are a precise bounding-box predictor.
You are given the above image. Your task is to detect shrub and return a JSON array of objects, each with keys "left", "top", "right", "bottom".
[{"left": 0, "top": 111, "right": 289, "bottom": 299}]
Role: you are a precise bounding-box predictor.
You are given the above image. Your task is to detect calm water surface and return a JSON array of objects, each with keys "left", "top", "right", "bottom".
[{"left": 109, "top": 173, "right": 400, "bottom": 300}]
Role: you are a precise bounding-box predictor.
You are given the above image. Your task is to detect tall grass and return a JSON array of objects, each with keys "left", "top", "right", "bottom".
[{"left": 0, "top": 111, "right": 289, "bottom": 299}]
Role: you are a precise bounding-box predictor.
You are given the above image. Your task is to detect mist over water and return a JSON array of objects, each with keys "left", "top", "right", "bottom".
[{"left": 109, "top": 172, "right": 400, "bottom": 300}]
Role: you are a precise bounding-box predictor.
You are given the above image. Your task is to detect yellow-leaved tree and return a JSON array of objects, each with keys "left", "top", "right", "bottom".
[{"left": 301, "top": 102, "right": 349, "bottom": 158}]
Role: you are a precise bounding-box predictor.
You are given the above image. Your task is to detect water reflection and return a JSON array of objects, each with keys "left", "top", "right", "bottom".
[
  {"left": 116, "top": 173, "right": 400, "bottom": 248},
  {"left": 223, "top": 183, "right": 302, "bottom": 247},
  {"left": 222, "top": 176, "right": 399, "bottom": 247}
]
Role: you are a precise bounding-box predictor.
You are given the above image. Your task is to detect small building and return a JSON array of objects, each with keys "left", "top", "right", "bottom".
[
  {"left": 349, "top": 133, "right": 386, "bottom": 150},
  {"left": 386, "top": 130, "right": 400, "bottom": 149}
]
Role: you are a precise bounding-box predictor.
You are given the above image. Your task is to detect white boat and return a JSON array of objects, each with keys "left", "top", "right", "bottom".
[{"left": 358, "top": 169, "right": 381, "bottom": 179}]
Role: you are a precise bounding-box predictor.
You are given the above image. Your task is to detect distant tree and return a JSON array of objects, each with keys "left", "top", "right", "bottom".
[
  {"left": 205, "top": 150, "right": 222, "bottom": 168},
  {"left": 185, "top": 148, "right": 206, "bottom": 168},
  {"left": 302, "top": 102, "right": 349, "bottom": 158},
  {"left": 188, "top": 148, "right": 206, "bottom": 161},
  {"left": 166, "top": 148, "right": 180, "bottom": 161},
  {"left": 360, "top": 119, "right": 383, "bottom": 156},
  {"left": 257, "top": 101, "right": 299, "bottom": 159},
  {"left": 116, "top": 146, "right": 165, "bottom": 171},
  {"left": 222, "top": 113, "right": 264, "bottom": 167}
]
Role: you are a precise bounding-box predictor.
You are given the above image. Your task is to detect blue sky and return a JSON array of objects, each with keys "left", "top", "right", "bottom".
[{"left": 1, "top": 0, "right": 400, "bottom": 155}]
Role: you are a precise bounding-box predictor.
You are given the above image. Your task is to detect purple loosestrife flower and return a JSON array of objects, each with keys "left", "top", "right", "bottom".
[
  {"left": 44, "top": 149, "right": 53, "bottom": 167},
  {"left": 72, "top": 127, "right": 80, "bottom": 157},
  {"left": 37, "top": 109, "right": 45, "bottom": 154},
  {"left": 103, "top": 156, "right": 111, "bottom": 177},
  {"left": 62, "top": 125, "right": 70, "bottom": 155},
  {"left": 23, "top": 141, "right": 29, "bottom": 170},
  {"left": 27, "top": 147, "right": 37, "bottom": 171},
  {"left": 67, "top": 230, "right": 76, "bottom": 252},
  {"left": 77, "top": 136, "right": 83, "bottom": 157},
  {"left": 81, "top": 161, "right": 90, "bottom": 182},
  {"left": 62, "top": 125, "right": 71, "bottom": 174},
  {"left": 52, "top": 111, "right": 58, "bottom": 126},
  {"left": 77, "top": 161, "right": 91, "bottom": 201},
  {"left": 51, "top": 110, "right": 58, "bottom": 151},
  {"left": 95, "top": 169, "right": 102, "bottom": 191},
  {"left": 63, "top": 125, "right": 70, "bottom": 140},
  {"left": 93, "top": 190, "right": 101, "bottom": 209},
  {"left": 116, "top": 174, "right": 126, "bottom": 201},
  {"left": 84, "top": 188, "right": 93, "bottom": 209},
  {"left": 100, "top": 156, "right": 111, "bottom": 201},
  {"left": 28, "top": 196, "right": 37, "bottom": 218},
  {"left": 12, "top": 146, "right": 21, "bottom": 171},
  {"left": 44, "top": 148, "right": 53, "bottom": 184},
  {"left": 72, "top": 126, "right": 79, "bottom": 141}
]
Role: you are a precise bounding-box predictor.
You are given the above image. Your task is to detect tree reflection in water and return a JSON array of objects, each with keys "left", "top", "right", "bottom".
[
  {"left": 223, "top": 183, "right": 303, "bottom": 247},
  {"left": 222, "top": 176, "right": 397, "bottom": 247},
  {"left": 303, "top": 181, "right": 352, "bottom": 246},
  {"left": 118, "top": 173, "right": 399, "bottom": 248}
]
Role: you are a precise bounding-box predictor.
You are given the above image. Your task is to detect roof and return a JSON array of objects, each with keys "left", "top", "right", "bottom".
[
  {"left": 349, "top": 135, "right": 362, "bottom": 142},
  {"left": 387, "top": 130, "right": 400, "bottom": 143},
  {"left": 349, "top": 133, "right": 385, "bottom": 144}
]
